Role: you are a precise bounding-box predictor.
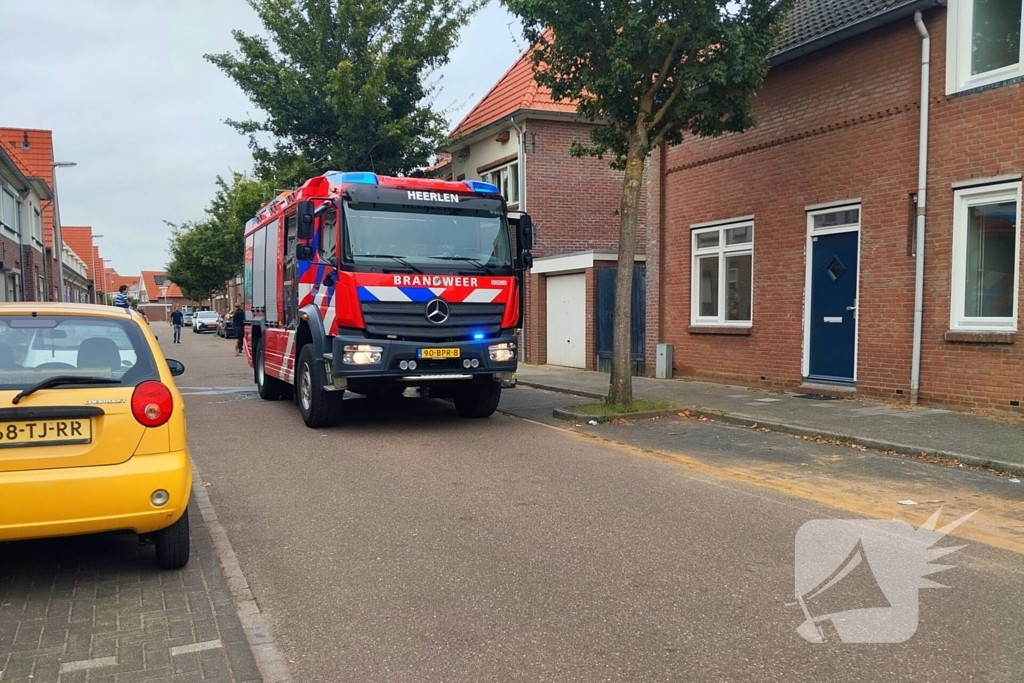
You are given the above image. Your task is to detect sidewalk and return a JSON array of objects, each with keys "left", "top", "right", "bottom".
[{"left": 516, "top": 364, "right": 1024, "bottom": 476}]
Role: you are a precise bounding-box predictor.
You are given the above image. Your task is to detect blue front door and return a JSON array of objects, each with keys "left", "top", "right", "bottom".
[{"left": 808, "top": 231, "right": 858, "bottom": 382}]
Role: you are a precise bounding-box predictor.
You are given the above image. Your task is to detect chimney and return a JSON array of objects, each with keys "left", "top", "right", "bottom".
[{"left": 21, "top": 131, "right": 29, "bottom": 149}]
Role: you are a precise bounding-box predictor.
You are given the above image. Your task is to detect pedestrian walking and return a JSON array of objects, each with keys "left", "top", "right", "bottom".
[
  {"left": 114, "top": 285, "right": 131, "bottom": 309},
  {"left": 170, "top": 306, "right": 183, "bottom": 344},
  {"left": 232, "top": 302, "right": 246, "bottom": 357}
]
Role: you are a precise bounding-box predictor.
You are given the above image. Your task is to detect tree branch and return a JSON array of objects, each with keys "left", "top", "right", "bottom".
[
  {"left": 646, "top": 34, "right": 683, "bottom": 104},
  {"left": 648, "top": 73, "right": 688, "bottom": 136}
]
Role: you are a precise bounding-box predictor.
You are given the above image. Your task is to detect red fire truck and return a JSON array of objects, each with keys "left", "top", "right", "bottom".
[{"left": 242, "top": 171, "right": 533, "bottom": 427}]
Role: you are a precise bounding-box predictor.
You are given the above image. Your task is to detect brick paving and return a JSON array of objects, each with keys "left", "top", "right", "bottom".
[{"left": 0, "top": 499, "right": 261, "bottom": 683}]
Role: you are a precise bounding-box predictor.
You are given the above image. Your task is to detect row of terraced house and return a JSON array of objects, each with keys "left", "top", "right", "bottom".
[
  {"left": 435, "top": 0, "right": 1024, "bottom": 413},
  {"left": 0, "top": 126, "right": 197, "bottom": 320}
]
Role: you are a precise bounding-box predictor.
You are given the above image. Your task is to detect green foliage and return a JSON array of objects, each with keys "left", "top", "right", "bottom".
[
  {"left": 206, "top": 0, "right": 481, "bottom": 186},
  {"left": 502, "top": 0, "right": 790, "bottom": 167},
  {"left": 167, "top": 174, "right": 273, "bottom": 302}
]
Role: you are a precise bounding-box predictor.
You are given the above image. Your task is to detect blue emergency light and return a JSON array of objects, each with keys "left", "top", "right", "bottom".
[
  {"left": 473, "top": 332, "right": 485, "bottom": 340},
  {"left": 330, "top": 171, "right": 378, "bottom": 185},
  {"left": 464, "top": 180, "right": 500, "bottom": 195}
]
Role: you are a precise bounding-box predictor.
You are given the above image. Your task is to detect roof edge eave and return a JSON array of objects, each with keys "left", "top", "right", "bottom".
[
  {"left": 445, "top": 108, "right": 591, "bottom": 150},
  {"left": 770, "top": 0, "right": 946, "bottom": 67},
  {"left": 0, "top": 147, "right": 33, "bottom": 191}
]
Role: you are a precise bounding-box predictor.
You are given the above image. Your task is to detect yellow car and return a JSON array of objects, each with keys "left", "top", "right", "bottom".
[{"left": 0, "top": 303, "right": 192, "bottom": 569}]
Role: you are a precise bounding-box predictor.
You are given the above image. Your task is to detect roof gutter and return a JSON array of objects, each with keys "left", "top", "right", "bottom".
[{"left": 770, "top": 0, "right": 945, "bottom": 67}]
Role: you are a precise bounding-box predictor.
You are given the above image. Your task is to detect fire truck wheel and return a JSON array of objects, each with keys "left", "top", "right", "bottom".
[
  {"left": 255, "top": 338, "right": 286, "bottom": 400},
  {"left": 297, "top": 344, "right": 343, "bottom": 428},
  {"left": 453, "top": 381, "right": 502, "bottom": 418}
]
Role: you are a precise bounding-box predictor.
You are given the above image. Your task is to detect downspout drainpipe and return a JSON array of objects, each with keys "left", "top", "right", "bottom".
[
  {"left": 510, "top": 116, "right": 526, "bottom": 212},
  {"left": 910, "top": 11, "right": 930, "bottom": 405},
  {"left": 509, "top": 116, "right": 528, "bottom": 360}
]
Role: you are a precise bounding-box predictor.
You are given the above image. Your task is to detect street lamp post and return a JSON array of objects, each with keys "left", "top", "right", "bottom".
[
  {"left": 90, "top": 234, "right": 104, "bottom": 304},
  {"left": 161, "top": 285, "right": 169, "bottom": 321},
  {"left": 51, "top": 161, "right": 77, "bottom": 302}
]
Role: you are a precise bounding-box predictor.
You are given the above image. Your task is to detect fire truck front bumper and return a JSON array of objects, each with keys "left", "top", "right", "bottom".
[{"left": 327, "top": 334, "right": 518, "bottom": 389}]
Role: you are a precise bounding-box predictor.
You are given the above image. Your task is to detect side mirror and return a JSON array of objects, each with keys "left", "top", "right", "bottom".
[
  {"left": 522, "top": 253, "right": 533, "bottom": 269},
  {"left": 517, "top": 213, "right": 534, "bottom": 252},
  {"left": 297, "top": 243, "right": 315, "bottom": 261},
  {"left": 297, "top": 200, "right": 315, "bottom": 240},
  {"left": 166, "top": 358, "right": 185, "bottom": 377}
]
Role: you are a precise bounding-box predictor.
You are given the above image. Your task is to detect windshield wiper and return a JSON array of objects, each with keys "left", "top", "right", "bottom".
[
  {"left": 426, "top": 255, "right": 495, "bottom": 275},
  {"left": 12, "top": 376, "right": 121, "bottom": 405},
  {"left": 356, "top": 254, "right": 423, "bottom": 274}
]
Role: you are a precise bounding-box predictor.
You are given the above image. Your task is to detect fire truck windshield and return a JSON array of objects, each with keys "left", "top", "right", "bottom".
[{"left": 343, "top": 202, "right": 512, "bottom": 271}]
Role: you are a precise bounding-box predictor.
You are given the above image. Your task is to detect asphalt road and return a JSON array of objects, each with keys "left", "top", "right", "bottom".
[{"left": 167, "top": 324, "right": 1024, "bottom": 683}]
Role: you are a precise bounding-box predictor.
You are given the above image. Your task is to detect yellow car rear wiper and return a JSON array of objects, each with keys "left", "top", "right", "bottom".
[{"left": 12, "top": 376, "right": 121, "bottom": 405}]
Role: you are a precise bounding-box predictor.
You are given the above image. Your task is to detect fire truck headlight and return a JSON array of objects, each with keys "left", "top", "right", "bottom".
[
  {"left": 488, "top": 342, "right": 516, "bottom": 363},
  {"left": 342, "top": 344, "right": 383, "bottom": 365}
]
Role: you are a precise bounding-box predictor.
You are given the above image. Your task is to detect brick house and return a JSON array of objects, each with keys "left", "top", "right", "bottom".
[
  {"left": 0, "top": 142, "right": 52, "bottom": 301},
  {"left": 440, "top": 42, "right": 649, "bottom": 371},
  {"left": 646, "top": 0, "right": 1024, "bottom": 411},
  {"left": 0, "top": 127, "right": 80, "bottom": 303},
  {"left": 63, "top": 226, "right": 106, "bottom": 303},
  {"left": 138, "top": 270, "right": 198, "bottom": 322},
  {"left": 103, "top": 268, "right": 139, "bottom": 305}
]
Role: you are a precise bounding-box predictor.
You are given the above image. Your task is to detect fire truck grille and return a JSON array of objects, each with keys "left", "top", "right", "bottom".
[{"left": 361, "top": 302, "right": 506, "bottom": 342}]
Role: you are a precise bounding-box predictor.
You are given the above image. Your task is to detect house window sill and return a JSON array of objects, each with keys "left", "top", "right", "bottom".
[
  {"left": 951, "top": 74, "right": 1024, "bottom": 99},
  {"left": 944, "top": 330, "right": 1016, "bottom": 344},
  {"left": 688, "top": 325, "right": 752, "bottom": 336}
]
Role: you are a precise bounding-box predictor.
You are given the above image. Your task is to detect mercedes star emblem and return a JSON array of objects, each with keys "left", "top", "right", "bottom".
[{"left": 425, "top": 298, "right": 450, "bottom": 324}]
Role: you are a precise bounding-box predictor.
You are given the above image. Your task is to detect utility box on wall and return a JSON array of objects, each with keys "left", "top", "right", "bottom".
[{"left": 656, "top": 343, "right": 673, "bottom": 379}]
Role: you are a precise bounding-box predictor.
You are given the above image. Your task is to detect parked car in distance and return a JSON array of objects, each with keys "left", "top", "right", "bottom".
[
  {"left": 192, "top": 310, "right": 219, "bottom": 334},
  {"left": 217, "top": 315, "right": 234, "bottom": 338},
  {"left": 182, "top": 311, "right": 192, "bottom": 326},
  {"left": 0, "top": 302, "right": 192, "bottom": 569}
]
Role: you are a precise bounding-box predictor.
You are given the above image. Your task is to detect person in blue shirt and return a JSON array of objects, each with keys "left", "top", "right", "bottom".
[{"left": 114, "top": 285, "right": 130, "bottom": 309}]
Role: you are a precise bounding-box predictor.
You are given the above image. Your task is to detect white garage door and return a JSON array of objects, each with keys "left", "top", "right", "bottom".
[{"left": 546, "top": 273, "right": 586, "bottom": 368}]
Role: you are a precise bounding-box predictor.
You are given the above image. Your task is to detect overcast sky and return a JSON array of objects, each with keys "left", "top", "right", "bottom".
[{"left": 0, "top": 1, "right": 523, "bottom": 274}]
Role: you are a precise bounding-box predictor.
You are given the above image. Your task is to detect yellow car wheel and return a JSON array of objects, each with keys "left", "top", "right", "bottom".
[{"left": 154, "top": 507, "right": 190, "bottom": 570}]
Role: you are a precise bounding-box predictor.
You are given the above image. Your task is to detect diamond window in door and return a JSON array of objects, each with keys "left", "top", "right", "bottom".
[{"left": 826, "top": 257, "right": 846, "bottom": 281}]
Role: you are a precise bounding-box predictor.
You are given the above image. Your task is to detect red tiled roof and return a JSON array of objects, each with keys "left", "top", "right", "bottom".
[
  {"left": 62, "top": 226, "right": 98, "bottom": 279},
  {"left": 104, "top": 268, "right": 139, "bottom": 294},
  {"left": 449, "top": 32, "right": 577, "bottom": 141},
  {"left": 140, "top": 270, "right": 183, "bottom": 300},
  {"left": 0, "top": 128, "right": 56, "bottom": 247}
]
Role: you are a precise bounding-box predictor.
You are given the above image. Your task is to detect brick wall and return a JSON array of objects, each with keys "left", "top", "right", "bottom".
[
  {"left": 0, "top": 232, "right": 20, "bottom": 300},
  {"left": 522, "top": 118, "right": 649, "bottom": 363},
  {"left": 651, "top": 9, "right": 1024, "bottom": 411},
  {"left": 22, "top": 247, "right": 45, "bottom": 301},
  {"left": 524, "top": 118, "right": 647, "bottom": 259}
]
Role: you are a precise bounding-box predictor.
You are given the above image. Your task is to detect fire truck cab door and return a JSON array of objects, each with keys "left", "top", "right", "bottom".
[{"left": 283, "top": 211, "right": 298, "bottom": 328}]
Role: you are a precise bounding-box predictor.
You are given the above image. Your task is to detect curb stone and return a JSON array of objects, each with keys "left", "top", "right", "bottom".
[
  {"left": 552, "top": 407, "right": 681, "bottom": 424},
  {"left": 521, "top": 380, "right": 1024, "bottom": 478}
]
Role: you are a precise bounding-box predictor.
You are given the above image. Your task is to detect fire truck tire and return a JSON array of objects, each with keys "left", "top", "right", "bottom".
[
  {"left": 297, "top": 344, "right": 343, "bottom": 428},
  {"left": 453, "top": 381, "right": 502, "bottom": 418},
  {"left": 255, "top": 339, "right": 286, "bottom": 401}
]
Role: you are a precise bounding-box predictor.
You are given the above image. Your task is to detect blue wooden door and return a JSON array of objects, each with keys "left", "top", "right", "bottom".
[{"left": 808, "top": 231, "right": 858, "bottom": 382}]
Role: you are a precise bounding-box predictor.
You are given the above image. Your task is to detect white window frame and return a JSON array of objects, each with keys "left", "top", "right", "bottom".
[
  {"left": 484, "top": 161, "right": 520, "bottom": 208},
  {"left": 946, "top": 0, "right": 1024, "bottom": 94},
  {"left": 949, "top": 181, "right": 1021, "bottom": 331},
  {"left": 1, "top": 188, "right": 17, "bottom": 237},
  {"left": 690, "top": 219, "right": 754, "bottom": 327}
]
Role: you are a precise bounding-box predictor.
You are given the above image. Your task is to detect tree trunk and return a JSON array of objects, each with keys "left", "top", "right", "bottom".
[{"left": 607, "top": 139, "right": 646, "bottom": 405}]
